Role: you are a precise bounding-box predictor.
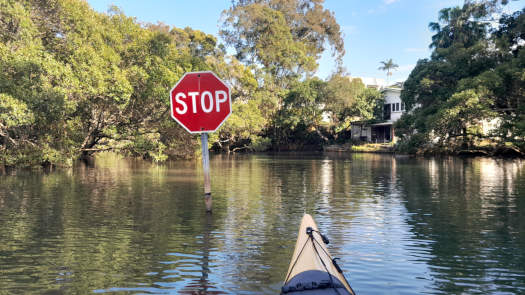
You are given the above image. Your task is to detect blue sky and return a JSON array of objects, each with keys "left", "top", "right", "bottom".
[{"left": 88, "top": 0, "right": 524, "bottom": 82}]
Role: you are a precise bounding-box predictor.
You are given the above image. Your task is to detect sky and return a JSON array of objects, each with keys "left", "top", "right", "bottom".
[{"left": 88, "top": 0, "right": 525, "bottom": 83}]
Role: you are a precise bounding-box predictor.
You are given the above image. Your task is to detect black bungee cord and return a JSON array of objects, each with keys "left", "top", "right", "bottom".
[
  {"left": 308, "top": 227, "right": 342, "bottom": 295},
  {"left": 311, "top": 236, "right": 356, "bottom": 295},
  {"left": 283, "top": 232, "right": 312, "bottom": 285}
]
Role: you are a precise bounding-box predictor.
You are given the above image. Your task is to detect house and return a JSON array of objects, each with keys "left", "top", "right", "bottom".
[{"left": 351, "top": 80, "right": 406, "bottom": 143}]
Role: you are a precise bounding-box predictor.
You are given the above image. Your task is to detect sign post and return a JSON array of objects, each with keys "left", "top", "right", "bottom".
[
  {"left": 170, "top": 71, "right": 231, "bottom": 212},
  {"left": 201, "top": 133, "right": 212, "bottom": 211}
]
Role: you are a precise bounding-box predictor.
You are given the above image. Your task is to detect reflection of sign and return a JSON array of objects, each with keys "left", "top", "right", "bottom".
[{"left": 170, "top": 71, "right": 231, "bottom": 133}]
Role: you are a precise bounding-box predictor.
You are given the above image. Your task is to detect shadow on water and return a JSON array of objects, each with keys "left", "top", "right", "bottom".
[{"left": 0, "top": 153, "right": 524, "bottom": 294}]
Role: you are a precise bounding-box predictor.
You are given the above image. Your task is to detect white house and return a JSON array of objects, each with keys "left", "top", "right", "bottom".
[{"left": 351, "top": 80, "right": 406, "bottom": 143}]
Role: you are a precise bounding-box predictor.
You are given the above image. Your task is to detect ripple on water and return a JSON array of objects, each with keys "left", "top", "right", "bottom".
[{"left": 1, "top": 154, "right": 525, "bottom": 294}]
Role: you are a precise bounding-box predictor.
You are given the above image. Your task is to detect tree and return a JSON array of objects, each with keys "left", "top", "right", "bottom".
[
  {"left": 429, "top": 89, "right": 496, "bottom": 146},
  {"left": 0, "top": 0, "right": 351, "bottom": 166},
  {"left": 396, "top": 1, "right": 524, "bottom": 154},
  {"left": 220, "top": 0, "right": 346, "bottom": 148},
  {"left": 0, "top": 0, "right": 227, "bottom": 166},
  {"left": 428, "top": 6, "right": 488, "bottom": 51},
  {"left": 378, "top": 59, "right": 399, "bottom": 82},
  {"left": 206, "top": 56, "right": 272, "bottom": 153},
  {"left": 324, "top": 75, "right": 382, "bottom": 124},
  {"left": 273, "top": 77, "right": 333, "bottom": 147},
  {"left": 220, "top": 0, "right": 345, "bottom": 85}
]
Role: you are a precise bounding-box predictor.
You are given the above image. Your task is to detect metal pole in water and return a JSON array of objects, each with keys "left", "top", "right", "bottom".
[{"left": 201, "top": 132, "right": 212, "bottom": 212}]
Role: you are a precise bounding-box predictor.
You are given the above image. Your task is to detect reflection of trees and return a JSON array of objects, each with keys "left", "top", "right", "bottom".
[
  {"left": 0, "top": 154, "right": 228, "bottom": 293},
  {"left": 397, "top": 157, "right": 525, "bottom": 294}
]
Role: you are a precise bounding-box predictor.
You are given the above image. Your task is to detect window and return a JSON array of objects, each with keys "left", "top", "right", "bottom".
[
  {"left": 383, "top": 104, "right": 391, "bottom": 120},
  {"left": 395, "top": 103, "right": 400, "bottom": 111},
  {"left": 401, "top": 102, "right": 405, "bottom": 111}
]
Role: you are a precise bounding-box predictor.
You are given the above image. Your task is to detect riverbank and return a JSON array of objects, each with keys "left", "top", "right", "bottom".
[
  {"left": 2, "top": 142, "right": 523, "bottom": 171},
  {"left": 324, "top": 143, "right": 394, "bottom": 153},
  {"left": 323, "top": 143, "right": 524, "bottom": 158},
  {"left": 415, "top": 145, "right": 524, "bottom": 158}
]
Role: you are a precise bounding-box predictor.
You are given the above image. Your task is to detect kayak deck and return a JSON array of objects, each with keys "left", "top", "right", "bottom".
[{"left": 281, "top": 214, "right": 355, "bottom": 295}]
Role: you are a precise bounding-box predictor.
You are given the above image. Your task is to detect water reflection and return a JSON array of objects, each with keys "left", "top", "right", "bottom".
[
  {"left": 0, "top": 153, "right": 524, "bottom": 294},
  {"left": 397, "top": 156, "right": 525, "bottom": 294}
]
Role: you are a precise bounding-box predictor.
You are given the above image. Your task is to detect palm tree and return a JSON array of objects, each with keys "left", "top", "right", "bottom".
[
  {"left": 378, "top": 59, "right": 399, "bottom": 83},
  {"left": 428, "top": 6, "right": 487, "bottom": 50}
]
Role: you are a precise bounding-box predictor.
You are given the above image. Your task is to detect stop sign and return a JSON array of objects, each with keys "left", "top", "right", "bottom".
[{"left": 170, "top": 71, "right": 231, "bottom": 133}]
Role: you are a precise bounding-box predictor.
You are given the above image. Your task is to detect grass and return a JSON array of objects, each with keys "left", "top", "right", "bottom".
[{"left": 350, "top": 143, "right": 394, "bottom": 153}]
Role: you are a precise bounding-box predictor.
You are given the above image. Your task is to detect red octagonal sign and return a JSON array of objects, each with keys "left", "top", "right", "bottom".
[{"left": 170, "top": 71, "right": 231, "bottom": 133}]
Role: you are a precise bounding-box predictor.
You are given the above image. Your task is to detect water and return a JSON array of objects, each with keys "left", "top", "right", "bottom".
[{"left": 1, "top": 153, "right": 524, "bottom": 294}]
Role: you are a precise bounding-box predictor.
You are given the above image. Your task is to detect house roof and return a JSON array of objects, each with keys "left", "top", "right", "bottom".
[
  {"left": 348, "top": 76, "right": 387, "bottom": 89},
  {"left": 371, "top": 122, "right": 393, "bottom": 126},
  {"left": 347, "top": 76, "right": 404, "bottom": 90}
]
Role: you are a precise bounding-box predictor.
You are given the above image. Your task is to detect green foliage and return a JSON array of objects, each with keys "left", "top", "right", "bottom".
[
  {"left": 395, "top": 133, "right": 429, "bottom": 154},
  {"left": 397, "top": 2, "right": 524, "bottom": 154},
  {"left": 429, "top": 89, "right": 496, "bottom": 144},
  {"left": 324, "top": 75, "right": 382, "bottom": 124},
  {"left": 221, "top": 0, "right": 344, "bottom": 84},
  {"left": 2, "top": 0, "right": 424, "bottom": 165},
  {"left": 249, "top": 136, "right": 271, "bottom": 152},
  {"left": 205, "top": 55, "right": 272, "bottom": 153},
  {"left": 0, "top": 94, "right": 34, "bottom": 128},
  {"left": 281, "top": 78, "right": 326, "bottom": 129},
  {"left": 221, "top": 4, "right": 314, "bottom": 81},
  {"left": 269, "top": 75, "right": 382, "bottom": 147},
  {"left": 211, "top": 98, "right": 269, "bottom": 152},
  {"left": 0, "top": 0, "right": 223, "bottom": 166},
  {"left": 218, "top": 0, "right": 355, "bottom": 150}
]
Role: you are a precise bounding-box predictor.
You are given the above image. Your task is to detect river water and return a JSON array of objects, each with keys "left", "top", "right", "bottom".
[{"left": 1, "top": 153, "right": 524, "bottom": 294}]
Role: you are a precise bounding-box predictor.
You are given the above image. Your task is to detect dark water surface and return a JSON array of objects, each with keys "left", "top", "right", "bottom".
[{"left": 1, "top": 153, "right": 524, "bottom": 294}]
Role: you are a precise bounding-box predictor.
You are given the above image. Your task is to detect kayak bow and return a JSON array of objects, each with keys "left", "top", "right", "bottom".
[{"left": 281, "top": 214, "right": 355, "bottom": 295}]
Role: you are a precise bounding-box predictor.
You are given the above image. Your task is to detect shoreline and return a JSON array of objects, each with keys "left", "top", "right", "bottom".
[
  {"left": 1, "top": 144, "right": 523, "bottom": 171},
  {"left": 322, "top": 143, "right": 524, "bottom": 158}
]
